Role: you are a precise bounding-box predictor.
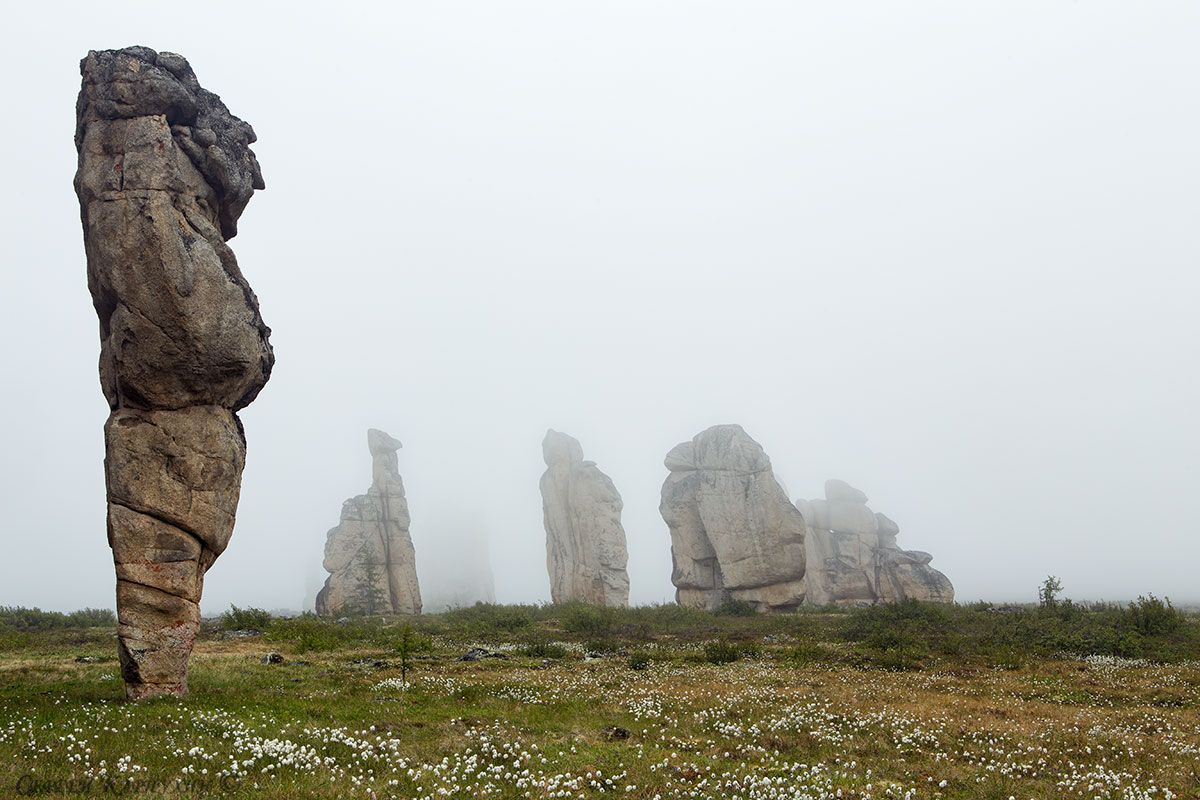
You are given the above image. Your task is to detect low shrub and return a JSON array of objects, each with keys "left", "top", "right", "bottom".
[
  {"left": 704, "top": 640, "right": 741, "bottom": 664},
  {"left": 1126, "top": 595, "right": 1182, "bottom": 636},
  {"left": 714, "top": 598, "right": 757, "bottom": 617},
  {"left": 221, "top": 605, "right": 273, "bottom": 631},
  {"left": 564, "top": 604, "right": 615, "bottom": 637},
  {"left": 521, "top": 641, "right": 569, "bottom": 659},
  {"left": 0, "top": 606, "right": 116, "bottom": 631},
  {"left": 584, "top": 637, "right": 620, "bottom": 655},
  {"left": 786, "top": 640, "right": 833, "bottom": 665},
  {"left": 628, "top": 651, "right": 651, "bottom": 670}
]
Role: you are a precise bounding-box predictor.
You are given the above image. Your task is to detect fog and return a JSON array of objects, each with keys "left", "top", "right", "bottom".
[{"left": 1, "top": 2, "right": 1197, "bottom": 614}]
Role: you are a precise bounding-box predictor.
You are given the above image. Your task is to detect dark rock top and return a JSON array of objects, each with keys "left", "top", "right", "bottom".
[{"left": 76, "top": 46, "right": 264, "bottom": 238}]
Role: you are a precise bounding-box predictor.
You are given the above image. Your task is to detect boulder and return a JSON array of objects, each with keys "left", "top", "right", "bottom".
[
  {"left": 660, "top": 425, "right": 807, "bottom": 612},
  {"left": 540, "top": 430, "right": 629, "bottom": 606},
  {"left": 75, "top": 47, "right": 272, "bottom": 700},
  {"left": 800, "top": 480, "right": 953, "bottom": 606},
  {"left": 316, "top": 430, "right": 422, "bottom": 616}
]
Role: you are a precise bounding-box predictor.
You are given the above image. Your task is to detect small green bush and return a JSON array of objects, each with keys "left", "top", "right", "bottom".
[
  {"left": 704, "top": 640, "right": 741, "bottom": 664},
  {"left": 786, "top": 640, "right": 832, "bottom": 665},
  {"left": 628, "top": 651, "right": 651, "bottom": 670},
  {"left": 521, "top": 641, "right": 569, "bottom": 659},
  {"left": 584, "top": 637, "right": 620, "bottom": 655},
  {"left": 1126, "top": 595, "right": 1182, "bottom": 636},
  {"left": 221, "top": 605, "right": 273, "bottom": 631},
  {"left": 714, "top": 598, "right": 757, "bottom": 617},
  {"left": 564, "top": 604, "right": 615, "bottom": 637}
]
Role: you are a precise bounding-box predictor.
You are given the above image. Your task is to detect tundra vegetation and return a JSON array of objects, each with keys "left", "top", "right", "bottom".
[{"left": 0, "top": 597, "right": 1197, "bottom": 799}]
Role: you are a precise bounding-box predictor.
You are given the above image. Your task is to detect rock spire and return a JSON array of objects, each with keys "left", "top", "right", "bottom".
[
  {"left": 316, "top": 430, "right": 422, "bottom": 616},
  {"left": 540, "top": 430, "right": 630, "bottom": 606},
  {"left": 75, "top": 47, "right": 273, "bottom": 699}
]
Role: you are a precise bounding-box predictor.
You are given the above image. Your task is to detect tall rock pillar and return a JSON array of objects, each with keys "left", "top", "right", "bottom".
[
  {"left": 540, "top": 430, "right": 630, "bottom": 606},
  {"left": 316, "top": 430, "right": 422, "bottom": 616},
  {"left": 75, "top": 47, "right": 273, "bottom": 699}
]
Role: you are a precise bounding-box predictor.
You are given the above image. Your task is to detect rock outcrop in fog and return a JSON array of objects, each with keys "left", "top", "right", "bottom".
[
  {"left": 797, "top": 479, "right": 954, "bottom": 606},
  {"left": 75, "top": 47, "right": 273, "bottom": 700},
  {"left": 661, "top": 425, "right": 808, "bottom": 612},
  {"left": 316, "top": 430, "right": 421, "bottom": 616},
  {"left": 541, "top": 430, "right": 630, "bottom": 606}
]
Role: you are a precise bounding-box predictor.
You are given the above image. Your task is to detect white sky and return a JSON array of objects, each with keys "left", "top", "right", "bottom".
[{"left": 1, "top": 1, "right": 1197, "bottom": 613}]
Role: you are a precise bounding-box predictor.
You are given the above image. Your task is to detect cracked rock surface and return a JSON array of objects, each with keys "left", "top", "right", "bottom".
[
  {"left": 75, "top": 47, "right": 273, "bottom": 700},
  {"left": 540, "top": 430, "right": 629, "bottom": 607},
  {"left": 316, "top": 430, "right": 422, "bottom": 617},
  {"left": 661, "top": 425, "right": 808, "bottom": 612}
]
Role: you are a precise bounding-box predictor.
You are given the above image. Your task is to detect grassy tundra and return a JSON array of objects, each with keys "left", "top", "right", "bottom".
[{"left": 0, "top": 599, "right": 1197, "bottom": 799}]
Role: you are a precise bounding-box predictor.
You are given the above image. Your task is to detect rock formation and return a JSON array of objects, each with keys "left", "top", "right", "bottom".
[
  {"left": 661, "top": 425, "right": 807, "bottom": 612},
  {"left": 541, "top": 430, "right": 630, "bottom": 606},
  {"left": 75, "top": 47, "right": 273, "bottom": 699},
  {"left": 797, "top": 479, "right": 954, "bottom": 606},
  {"left": 316, "top": 430, "right": 421, "bottom": 616}
]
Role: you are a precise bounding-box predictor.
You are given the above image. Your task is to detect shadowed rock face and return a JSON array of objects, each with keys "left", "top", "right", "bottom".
[
  {"left": 540, "top": 430, "right": 630, "bottom": 607},
  {"left": 661, "top": 425, "right": 807, "bottom": 612},
  {"left": 75, "top": 47, "right": 273, "bottom": 700},
  {"left": 316, "top": 430, "right": 422, "bottom": 617},
  {"left": 797, "top": 480, "right": 954, "bottom": 606}
]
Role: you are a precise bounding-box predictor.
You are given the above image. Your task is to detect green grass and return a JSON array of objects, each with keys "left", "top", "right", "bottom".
[{"left": 1, "top": 602, "right": 1198, "bottom": 798}]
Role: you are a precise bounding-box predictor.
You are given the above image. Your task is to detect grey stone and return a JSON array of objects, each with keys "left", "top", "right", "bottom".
[
  {"left": 316, "top": 429, "right": 421, "bottom": 616},
  {"left": 661, "top": 425, "right": 808, "bottom": 612},
  {"left": 541, "top": 430, "right": 630, "bottom": 607},
  {"left": 76, "top": 47, "right": 272, "bottom": 701},
  {"left": 802, "top": 480, "right": 953, "bottom": 606}
]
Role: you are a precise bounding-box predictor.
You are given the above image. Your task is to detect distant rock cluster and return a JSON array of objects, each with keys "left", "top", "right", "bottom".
[
  {"left": 540, "top": 430, "right": 630, "bottom": 607},
  {"left": 662, "top": 425, "right": 954, "bottom": 611},
  {"left": 75, "top": 47, "right": 272, "bottom": 700},
  {"left": 798, "top": 480, "right": 954, "bottom": 606},
  {"left": 316, "top": 430, "right": 422, "bottom": 616},
  {"left": 308, "top": 424, "right": 952, "bottom": 615}
]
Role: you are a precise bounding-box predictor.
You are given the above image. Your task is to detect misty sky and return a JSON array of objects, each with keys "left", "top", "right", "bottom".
[{"left": 1, "top": 2, "right": 1197, "bottom": 614}]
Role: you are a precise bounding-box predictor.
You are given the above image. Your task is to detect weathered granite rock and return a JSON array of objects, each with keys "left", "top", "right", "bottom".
[
  {"left": 799, "top": 480, "right": 954, "bottom": 606},
  {"left": 316, "top": 430, "right": 421, "bottom": 616},
  {"left": 661, "top": 425, "right": 807, "bottom": 612},
  {"left": 75, "top": 47, "right": 272, "bottom": 700},
  {"left": 541, "top": 430, "right": 630, "bottom": 606}
]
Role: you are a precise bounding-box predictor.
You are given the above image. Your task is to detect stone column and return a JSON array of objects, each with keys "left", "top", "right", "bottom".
[{"left": 75, "top": 47, "right": 273, "bottom": 699}]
